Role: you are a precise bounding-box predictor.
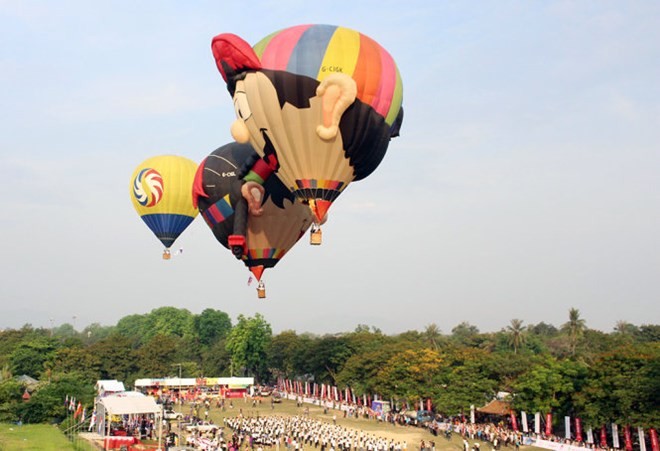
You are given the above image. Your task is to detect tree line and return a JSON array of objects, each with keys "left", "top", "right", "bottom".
[{"left": 0, "top": 306, "right": 657, "bottom": 429}]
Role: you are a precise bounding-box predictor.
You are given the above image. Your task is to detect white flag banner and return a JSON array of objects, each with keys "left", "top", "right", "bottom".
[
  {"left": 470, "top": 405, "right": 475, "bottom": 424},
  {"left": 535, "top": 412, "right": 541, "bottom": 434},
  {"left": 565, "top": 416, "right": 572, "bottom": 439},
  {"left": 638, "top": 427, "right": 646, "bottom": 451},
  {"left": 521, "top": 411, "right": 529, "bottom": 433},
  {"left": 612, "top": 424, "right": 620, "bottom": 449},
  {"left": 586, "top": 428, "right": 594, "bottom": 444}
]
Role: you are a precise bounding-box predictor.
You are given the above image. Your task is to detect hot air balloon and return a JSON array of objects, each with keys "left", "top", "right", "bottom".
[
  {"left": 130, "top": 155, "right": 199, "bottom": 259},
  {"left": 193, "top": 142, "right": 314, "bottom": 298},
  {"left": 211, "top": 24, "right": 403, "bottom": 240}
]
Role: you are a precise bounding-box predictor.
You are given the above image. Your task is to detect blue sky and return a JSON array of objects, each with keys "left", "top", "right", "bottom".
[{"left": 1, "top": 1, "right": 658, "bottom": 335}]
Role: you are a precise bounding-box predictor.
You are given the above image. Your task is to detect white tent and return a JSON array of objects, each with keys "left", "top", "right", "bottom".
[
  {"left": 100, "top": 393, "right": 161, "bottom": 415},
  {"left": 95, "top": 391, "right": 163, "bottom": 449},
  {"left": 95, "top": 379, "right": 126, "bottom": 397}
]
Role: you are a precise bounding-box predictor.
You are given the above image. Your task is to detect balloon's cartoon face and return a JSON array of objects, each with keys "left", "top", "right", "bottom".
[
  {"left": 228, "top": 70, "right": 357, "bottom": 182},
  {"left": 211, "top": 29, "right": 402, "bottom": 222}
]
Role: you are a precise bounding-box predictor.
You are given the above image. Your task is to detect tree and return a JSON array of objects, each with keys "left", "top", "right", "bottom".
[
  {"left": 303, "top": 335, "right": 355, "bottom": 384},
  {"left": 9, "top": 337, "right": 57, "bottom": 378},
  {"left": 423, "top": 323, "right": 442, "bottom": 351},
  {"left": 336, "top": 341, "right": 408, "bottom": 396},
  {"left": 450, "top": 322, "right": 481, "bottom": 347},
  {"left": 507, "top": 319, "right": 526, "bottom": 354},
  {"left": 142, "top": 307, "right": 194, "bottom": 341},
  {"left": 136, "top": 334, "right": 180, "bottom": 377},
  {"left": 193, "top": 308, "right": 232, "bottom": 347},
  {"left": 374, "top": 348, "right": 444, "bottom": 401},
  {"left": 511, "top": 358, "right": 575, "bottom": 415},
  {"left": 562, "top": 308, "right": 586, "bottom": 356},
  {"left": 16, "top": 372, "right": 95, "bottom": 424},
  {"left": 88, "top": 334, "right": 138, "bottom": 383},
  {"left": 116, "top": 314, "right": 148, "bottom": 344},
  {"left": 528, "top": 322, "right": 559, "bottom": 337},
  {"left": 268, "top": 330, "right": 304, "bottom": 378},
  {"left": 431, "top": 348, "right": 497, "bottom": 416},
  {"left": 225, "top": 314, "right": 272, "bottom": 382},
  {"left": 51, "top": 346, "right": 102, "bottom": 381},
  {"left": 573, "top": 343, "right": 659, "bottom": 427}
]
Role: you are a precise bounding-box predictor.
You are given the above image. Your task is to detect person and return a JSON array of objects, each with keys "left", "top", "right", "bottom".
[{"left": 332, "top": 413, "right": 337, "bottom": 425}]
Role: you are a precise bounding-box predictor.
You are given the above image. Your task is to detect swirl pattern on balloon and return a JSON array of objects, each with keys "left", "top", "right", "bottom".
[{"left": 133, "top": 168, "right": 164, "bottom": 207}]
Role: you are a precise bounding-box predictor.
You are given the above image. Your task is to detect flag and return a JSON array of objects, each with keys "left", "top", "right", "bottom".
[
  {"left": 69, "top": 397, "right": 75, "bottom": 411},
  {"left": 612, "top": 424, "right": 620, "bottom": 449},
  {"left": 64, "top": 394, "right": 69, "bottom": 408},
  {"left": 600, "top": 425, "right": 608, "bottom": 448},
  {"left": 565, "top": 416, "right": 571, "bottom": 440},
  {"left": 521, "top": 411, "right": 529, "bottom": 433},
  {"left": 625, "top": 425, "right": 633, "bottom": 451},
  {"left": 88, "top": 411, "right": 97, "bottom": 432},
  {"left": 651, "top": 428, "right": 660, "bottom": 451},
  {"left": 74, "top": 402, "right": 83, "bottom": 419},
  {"left": 586, "top": 428, "right": 594, "bottom": 444},
  {"left": 510, "top": 412, "right": 518, "bottom": 432},
  {"left": 575, "top": 418, "right": 583, "bottom": 442},
  {"left": 535, "top": 412, "right": 541, "bottom": 434},
  {"left": 639, "top": 428, "right": 646, "bottom": 451},
  {"left": 80, "top": 407, "right": 86, "bottom": 424},
  {"left": 545, "top": 413, "right": 552, "bottom": 436}
]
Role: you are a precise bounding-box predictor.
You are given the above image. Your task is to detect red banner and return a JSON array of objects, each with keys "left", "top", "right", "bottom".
[
  {"left": 624, "top": 425, "right": 633, "bottom": 451},
  {"left": 600, "top": 425, "right": 608, "bottom": 448},
  {"left": 575, "top": 418, "right": 583, "bottom": 442},
  {"left": 511, "top": 412, "right": 519, "bottom": 432},
  {"left": 545, "top": 413, "right": 553, "bottom": 436},
  {"left": 650, "top": 428, "right": 659, "bottom": 451}
]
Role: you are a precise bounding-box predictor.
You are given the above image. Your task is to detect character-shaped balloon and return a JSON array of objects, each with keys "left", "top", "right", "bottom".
[
  {"left": 130, "top": 155, "right": 199, "bottom": 259},
  {"left": 211, "top": 24, "right": 403, "bottom": 231},
  {"left": 193, "top": 142, "right": 314, "bottom": 296}
]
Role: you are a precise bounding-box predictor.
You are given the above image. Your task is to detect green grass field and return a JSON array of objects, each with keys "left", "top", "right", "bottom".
[{"left": 0, "top": 423, "right": 75, "bottom": 451}]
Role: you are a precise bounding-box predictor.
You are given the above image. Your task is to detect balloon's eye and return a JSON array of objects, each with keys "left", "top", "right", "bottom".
[{"left": 234, "top": 91, "right": 251, "bottom": 121}]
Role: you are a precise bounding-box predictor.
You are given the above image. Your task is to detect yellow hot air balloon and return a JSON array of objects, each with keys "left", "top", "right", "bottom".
[{"left": 129, "top": 155, "right": 199, "bottom": 258}]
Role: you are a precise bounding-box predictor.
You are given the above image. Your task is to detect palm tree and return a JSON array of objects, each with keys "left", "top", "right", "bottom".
[
  {"left": 423, "top": 323, "right": 442, "bottom": 351},
  {"left": 561, "top": 308, "right": 586, "bottom": 355},
  {"left": 614, "top": 320, "right": 637, "bottom": 335},
  {"left": 506, "top": 319, "right": 526, "bottom": 354}
]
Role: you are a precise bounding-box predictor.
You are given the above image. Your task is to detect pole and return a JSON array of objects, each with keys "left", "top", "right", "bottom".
[
  {"left": 178, "top": 364, "right": 182, "bottom": 406},
  {"left": 158, "top": 411, "right": 163, "bottom": 451}
]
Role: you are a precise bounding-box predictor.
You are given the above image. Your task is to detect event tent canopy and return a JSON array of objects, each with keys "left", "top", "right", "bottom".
[
  {"left": 99, "top": 391, "right": 161, "bottom": 415},
  {"left": 476, "top": 399, "right": 511, "bottom": 415},
  {"left": 96, "top": 379, "right": 126, "bottom": 395}
]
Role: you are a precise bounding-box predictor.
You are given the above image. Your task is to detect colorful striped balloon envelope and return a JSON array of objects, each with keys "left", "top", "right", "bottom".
[{"left": 253, "top": 24, "right": 403, "bottom": 127}]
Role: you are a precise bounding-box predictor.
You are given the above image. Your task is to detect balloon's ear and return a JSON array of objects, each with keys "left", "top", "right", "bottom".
[
  {"left": 211, "top": 33, "right": 262, "bottom": 83},
  {"left": 316, "top": 73, "right": 357, "bottom": 140}
]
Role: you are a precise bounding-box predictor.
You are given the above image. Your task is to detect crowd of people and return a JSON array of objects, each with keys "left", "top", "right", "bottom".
[{"left": 223, "top": 415, "right": 414, "bottom": 451}]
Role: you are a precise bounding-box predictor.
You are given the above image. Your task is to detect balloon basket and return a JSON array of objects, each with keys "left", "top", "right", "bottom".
[
  {"left": 257, "top": 281, "right": 266, "bottom": 299},
  {"left": 162, "top": 250, "right": 171, "bottom": 260},
  {"left": 310, "top": 228, "right": 322, "bottom": 245}
]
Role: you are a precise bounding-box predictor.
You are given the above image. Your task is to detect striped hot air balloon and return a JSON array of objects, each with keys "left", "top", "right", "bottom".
[
  {"left": 130, "top": 155, "right": 198, "bottom": 258},
  {"left": 211, "top": 24, "right": 404, "bottom": 226}
]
